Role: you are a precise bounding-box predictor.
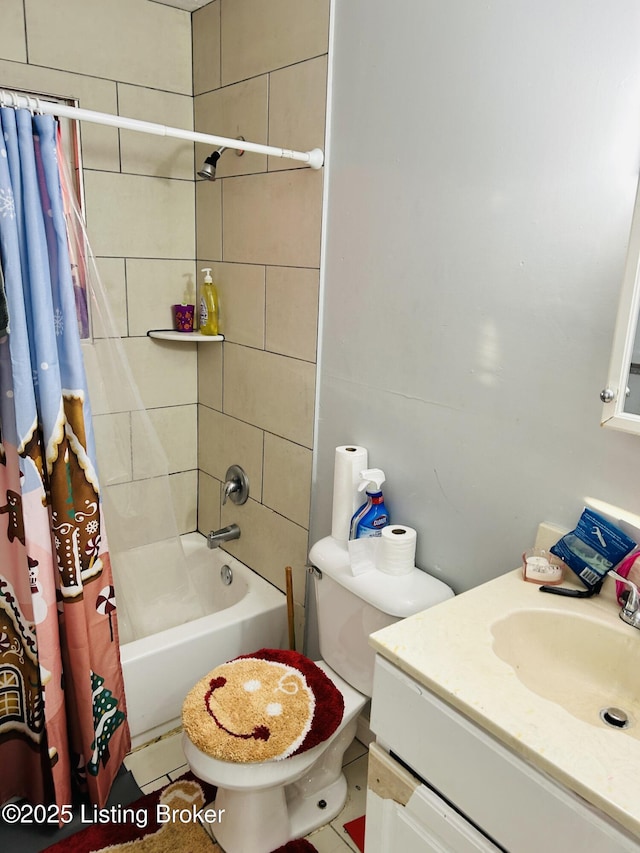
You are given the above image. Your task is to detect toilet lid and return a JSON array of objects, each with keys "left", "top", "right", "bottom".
[{"left": 182, "top": 648, "right": 344, "bottom": 763}]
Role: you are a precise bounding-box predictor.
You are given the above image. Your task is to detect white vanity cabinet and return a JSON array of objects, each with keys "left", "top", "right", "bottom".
[{"left": 366, "top": 655, "right": 640, "bottom": 853}]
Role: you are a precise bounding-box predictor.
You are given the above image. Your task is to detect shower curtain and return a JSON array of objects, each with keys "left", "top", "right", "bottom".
[{"left": 0, "top": 108, "right": 130, "bottom": 811}]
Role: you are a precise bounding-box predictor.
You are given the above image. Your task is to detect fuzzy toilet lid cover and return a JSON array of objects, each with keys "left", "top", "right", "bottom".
[{"left": 182, "top": 648, "right": 345, "bottom": 763}]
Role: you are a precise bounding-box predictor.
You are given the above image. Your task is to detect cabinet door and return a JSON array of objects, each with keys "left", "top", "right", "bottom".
[
  {"left": 366, "top": 743, "right": 502, "bottom": 853},
  {"left": 370, "top": 656, "right": 640, "bottom": 852}
]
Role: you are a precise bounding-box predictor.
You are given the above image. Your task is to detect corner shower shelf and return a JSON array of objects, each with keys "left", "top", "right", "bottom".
[{"left": 147, "top": 330, "right": 224, "bottom": 342}]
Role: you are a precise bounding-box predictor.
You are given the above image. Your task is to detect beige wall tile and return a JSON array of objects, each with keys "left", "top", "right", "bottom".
[
  {"left": 126, "top": 259, "right": 197, "bottom": 337},
  {"left": 268, "top": 56, "right": 328, "bottom": 172},
  {"left": 93, "top": 412, "right": 132, "bottom": 485},
  {"left": 193, "top": 1, "right": 221, "bottom": 96},
  {"left": 198, "top": 406, "right": 263, "bottom": 496},
  {"left": 263, "top": 434, "right": 312, "bottom": 528},
  {"left": 92, "top": 258, "right": 127, "bottom": 339},
  {"left": 84, "top": 171, "right": 195, "bottom": 259},
  {"left": 198, "top": 470, "right": 222, "bottom": 534},
  {"left": 132, "top": 405, "right": 198, "bottom": 478},
  {"left": 223, "top": 170, "right": 323, "bottom": 266},
  {"left": 224, "top": 344, "right": 315, "bottom": 447},
  {"left": 103, "top": 475, "right": 190, "bottom": 551},
  {"left": 25, "top": 0, "right": 192, "bottom": 95},
  {"left": 266, "top": 267, "right": 319, "bottom": 362},
  {"left": 195, "top": 77, "right": 268, "bottom": 178},
  {"left": 0, "top": 0, "right": 27, "bottom": 62},
  {"left": 0, "top": 59, "right": 120, "bottom": 172},
  {"left": 221, "top": 0, "right": 330, "bottom": 86},
  {"left": 202, "top": 262, "right": 265, "bottom": 347},
  {"left": 196, "top": 179, "right": 222, "bottom": 261},
  {"left": 82, "top": 339, "right": 141, "bottom": 417},
  {"left": 123, "top": 338, "right": 197, "bottom": 410},
  {"left": 193, "top": 0, "right": 328, "bottom": 597},
  {"left": 118, "top": 85, "right": 194, "bottom": 180},
  {"left": 170, "top": 471, "right": 198, "bottom": 533},
  {"left": 197, "top": 405, "right": 222, "bottom": 478},
  {"left": 197, "top": 343, "right": 223, "bottom": 410},
  {"left": 220, "top": 498, "right": 309, "bottom": 605}
]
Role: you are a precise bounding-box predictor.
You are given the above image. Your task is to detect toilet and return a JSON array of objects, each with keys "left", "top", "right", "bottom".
[{"left": 182, "top": 535, "right": 453, "bottom": 852}]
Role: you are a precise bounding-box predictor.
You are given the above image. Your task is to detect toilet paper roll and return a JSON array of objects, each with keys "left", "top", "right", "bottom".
[
  {"left": 377, "top": 525, "right": 417, "bottom": 576},
  {"left": 330, "top": 445, "right": 368, "bottom": 541}
]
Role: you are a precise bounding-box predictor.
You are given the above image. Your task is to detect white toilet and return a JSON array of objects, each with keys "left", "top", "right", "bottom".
[{"left": 182, "top": 535, "right": 453, "bottom": 852}]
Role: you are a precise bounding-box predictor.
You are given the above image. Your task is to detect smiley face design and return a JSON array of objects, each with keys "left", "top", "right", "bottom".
[{"left": 183, "top": 657, "right": 315, "bottom": 762}]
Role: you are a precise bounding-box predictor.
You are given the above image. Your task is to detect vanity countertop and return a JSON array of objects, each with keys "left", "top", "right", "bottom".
[{"left": 369, "top": 568, "right": 640, "bottom": 840}]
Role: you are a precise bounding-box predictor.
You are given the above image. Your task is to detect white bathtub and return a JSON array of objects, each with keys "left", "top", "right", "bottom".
[{"left": 119, "top": 532, "right": 287, "bottom": 746}]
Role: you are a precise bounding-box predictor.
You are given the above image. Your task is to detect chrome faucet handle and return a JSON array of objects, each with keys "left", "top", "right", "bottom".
[
  {"left": 222, "top": 464, "right": 249, "bottom": 506},
  {"left": 223, "top": 479, "right": 240, "bottom": 504},
  {"left": 609, "top": 570, "right": 640, "bottom": 629}
]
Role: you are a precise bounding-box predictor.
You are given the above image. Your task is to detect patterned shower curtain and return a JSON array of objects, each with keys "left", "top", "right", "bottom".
[{"left": 0, "top": 108, "right": 130, "bottom": 811}]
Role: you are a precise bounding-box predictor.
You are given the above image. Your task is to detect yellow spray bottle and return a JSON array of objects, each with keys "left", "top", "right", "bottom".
[{"left": 199, "top": 267, "right": 219, "bottom": 335}]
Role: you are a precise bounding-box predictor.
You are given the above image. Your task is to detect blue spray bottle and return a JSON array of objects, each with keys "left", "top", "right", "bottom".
[{"left": 349, "top": 468, "right": 389, "bottom": 539}]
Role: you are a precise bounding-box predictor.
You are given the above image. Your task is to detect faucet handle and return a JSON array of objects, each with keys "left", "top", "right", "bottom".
[
  {"left": 222, "top": 464, "right": 249, "bottom": 506},
  {"left": 609, "top": 570, "right": 640, "bottom": 628},
  {"left": 223, "top": 479, "right": 240, "bottom": 504}
]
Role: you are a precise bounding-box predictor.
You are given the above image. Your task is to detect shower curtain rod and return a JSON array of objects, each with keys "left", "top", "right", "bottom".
[{"left": 0, "top": 89, "right": 324, "bottom": 170}]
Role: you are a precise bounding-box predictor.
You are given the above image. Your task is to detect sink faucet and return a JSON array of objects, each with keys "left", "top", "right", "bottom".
[
  {"left": 609, "top": 570, "right": 640, "bottom": 630},
  {"left": 207, "top": 523, "right": 241, "bottom": 549}
]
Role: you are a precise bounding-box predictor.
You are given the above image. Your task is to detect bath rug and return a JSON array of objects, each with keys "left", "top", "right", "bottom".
[
  {"left": 344, "top": 814, "right": 366, "bottom": 852},
  {"left": 41, "top": 771, "right": 318, "bottom": 853},
  {"left": 0, "top": 765, "right": 141, "bottom": 853},
  {"left": 182, "top": 648, "right": 344, "bottom": 763},
  {"left": 41, "top": 772, "right": 217, "bottom": 853}
]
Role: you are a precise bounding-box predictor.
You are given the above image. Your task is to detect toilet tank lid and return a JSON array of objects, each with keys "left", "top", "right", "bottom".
[{"left": 308, "top": 536, "right": 454, "bottom": 618}]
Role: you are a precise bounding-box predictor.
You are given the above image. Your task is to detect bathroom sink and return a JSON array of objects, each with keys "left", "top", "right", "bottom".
[
  {"left": 369, "top": 556, "right": 640, "bottom": 839},
  {"left": 491, "top": 608, "right": 640, "bottom": 736}
]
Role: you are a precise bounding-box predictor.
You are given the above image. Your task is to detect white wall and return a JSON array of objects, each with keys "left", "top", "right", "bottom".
[{"left": 311, "top": 0, "right": 640, "bottom": 591}]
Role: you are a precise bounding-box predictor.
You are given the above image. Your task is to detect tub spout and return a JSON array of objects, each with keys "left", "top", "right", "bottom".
[{"left": 207, "top": 523, "right": 241, "bottom": 549}]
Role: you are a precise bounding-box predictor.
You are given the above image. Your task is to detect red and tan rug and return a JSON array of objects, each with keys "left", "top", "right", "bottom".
[{"left": 42, "top": 773, "right": 317, "bottom": 853}]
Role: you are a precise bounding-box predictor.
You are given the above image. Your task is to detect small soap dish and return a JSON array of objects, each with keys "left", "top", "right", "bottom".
[{"left": 522, "top": 548, "right": 566, "bottom": 585}]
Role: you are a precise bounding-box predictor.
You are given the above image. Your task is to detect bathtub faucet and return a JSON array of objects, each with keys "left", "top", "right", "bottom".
[{"left": 207, "top": 523, "right": 241, "bottom": 549}]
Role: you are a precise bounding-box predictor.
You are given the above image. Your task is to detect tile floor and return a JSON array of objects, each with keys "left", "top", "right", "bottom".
[{"left": 124, "top": 729, "right": 368, "bottom": 853}]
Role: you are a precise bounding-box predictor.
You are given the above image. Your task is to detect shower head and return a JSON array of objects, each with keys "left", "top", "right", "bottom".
[{"left": 197, "top": 146, "right": 226, "bottom": 181}]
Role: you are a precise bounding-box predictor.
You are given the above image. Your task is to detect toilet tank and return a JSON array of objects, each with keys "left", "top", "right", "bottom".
[{"left": 308, "top": 536, "right": 454, "bottom": 696}]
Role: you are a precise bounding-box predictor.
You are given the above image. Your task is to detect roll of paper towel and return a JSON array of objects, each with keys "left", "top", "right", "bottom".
[
  {"left": 377, "top": 525, "right": 417, "bottom": 575},
  {"left": 331, "top": 445, "right": 368, "bottom": 541}
]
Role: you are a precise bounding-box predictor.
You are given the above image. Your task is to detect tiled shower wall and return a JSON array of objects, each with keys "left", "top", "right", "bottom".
[
  {"left": 193, "top": 0, "right": 329, "bottom": 636},
  {"left": 0, "top": 0, "right": 329, "bottom": 638},
  {"left": 1, "top": 0, "right": 198, "bottom": 534}
]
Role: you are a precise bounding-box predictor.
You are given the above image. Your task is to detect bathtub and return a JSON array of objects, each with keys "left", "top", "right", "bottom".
[{"left": 119, "top": 532, "right": 288, "bottom": 747}]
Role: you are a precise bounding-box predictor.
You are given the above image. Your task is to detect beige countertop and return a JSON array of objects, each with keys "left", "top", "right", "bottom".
[{"left": 369, "top": 567, "right": 640, "bottom": 840}]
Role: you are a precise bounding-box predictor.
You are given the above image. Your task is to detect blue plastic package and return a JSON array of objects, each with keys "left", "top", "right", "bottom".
[{"left": 550, "top": 507, "right": 637, "bottom": 592}]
